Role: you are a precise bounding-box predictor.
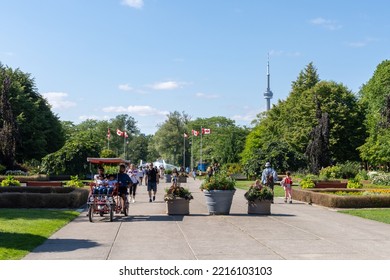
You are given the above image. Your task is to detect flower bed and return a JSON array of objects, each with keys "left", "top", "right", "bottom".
[{"left": 292, "top": 188, "right": 390, "bottom": 208}]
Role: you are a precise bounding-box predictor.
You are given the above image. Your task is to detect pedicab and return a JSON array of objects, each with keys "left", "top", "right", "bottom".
[{"left": 86, "top": 157, "right": 131, "bottom": 222}]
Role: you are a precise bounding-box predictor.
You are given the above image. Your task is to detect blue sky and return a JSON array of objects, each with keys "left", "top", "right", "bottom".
[{"left": 1, "top": 0, "right": 389, "bottom": 135}]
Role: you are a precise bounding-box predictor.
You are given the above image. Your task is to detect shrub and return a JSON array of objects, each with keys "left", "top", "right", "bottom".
[
  {"left": 164, "top": 184, "right": 193, "bottom": 201},
  {"left": 1, "top": 175, "right": 21, "bottom": 187},
  {"left": 222, "top": 163, "right": 243, "bottom": 175},
  {"left": 200, "top": 171, "right": 236, "bottom": 191},
  {"left": 372, "top": 173, "right": 390, "bottom": 186},
  {"left": 244, "top": 186, "right": 273, "bottom": 202},
  {"left": 66, "top": 175, "right": 84, "bottom": 188},
  {"left": 300, "top": 176, "right": 315, "bottom": 189},
  {"left": 337, "top": 161, "right": 361, "bottom": 179},
  {"left": 347, "top": 178, "right": 363, "bottom": 189},
  {"left": 355, "top": 170, "right": 369, "bottom": 181},
  {"left": 319, "top": 165, "right": 342, "bottom": 179}
]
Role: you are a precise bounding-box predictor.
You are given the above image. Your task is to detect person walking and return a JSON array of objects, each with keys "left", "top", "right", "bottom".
[
  {"left": 146, "top": 162, "right": 159, "bottom": 202},
  {"left": 281, "top": 171, "right": 293, "bottom": 203},
  {"left": 127, "top": 163, "right": 139, "bottom": 203},
  {"left": 261, "top": 162, "right": 278, "bottom": 203}
]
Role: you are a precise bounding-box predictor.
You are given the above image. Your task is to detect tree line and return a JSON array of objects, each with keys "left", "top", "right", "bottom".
[{"left": 1, "top": 60, "right": 389, "bottom": 176}]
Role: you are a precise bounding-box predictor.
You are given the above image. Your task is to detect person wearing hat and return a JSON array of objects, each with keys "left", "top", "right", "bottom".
[{"left": 261, "top": 162, "right": 278, "bottom": 202}]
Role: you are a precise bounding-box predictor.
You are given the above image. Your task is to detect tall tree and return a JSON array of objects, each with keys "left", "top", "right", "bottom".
[
  {"left": 358, "top": 60, "right": 390, "bottom": 167},
  {"left": 0, "top": 64, "right": 65, "bottom": 164},
  {"left": 152, "top": 111, "right": 190, "bottom": 166},
  {"left": 0, "top": 67, "right": 17, "bottom": 169}
]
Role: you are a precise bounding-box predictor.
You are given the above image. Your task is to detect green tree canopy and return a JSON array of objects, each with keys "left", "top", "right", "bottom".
[
  {"left": 0, "top": 64, "right": 65, "bottom": 168},
  {"left": 241, "top": 63, "right": 365, "bottom": 174},
  {"left": 358, "top": 60, "right": 390, "bottom": 167}
]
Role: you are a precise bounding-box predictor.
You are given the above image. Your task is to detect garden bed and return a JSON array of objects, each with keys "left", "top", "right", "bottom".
[
  {"left": 0, "top": 186, "right": 89, "bottom": 208},
  {"left": 292, "top": 188, "right": 390, "bottom": 208}
]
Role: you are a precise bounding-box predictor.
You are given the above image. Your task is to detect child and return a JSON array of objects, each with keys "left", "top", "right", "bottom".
[
  {"left": 252, "top": 179, "right": 262, "bottom": 190},
  {"left": 94, "top": 174, "right": 106, "bottom": 195},
  {"left": 281, "top": 171, "right": 293, "bottom": 203},
  {"left": 106, "top": 174, "right": 117, "bottom": 196}
]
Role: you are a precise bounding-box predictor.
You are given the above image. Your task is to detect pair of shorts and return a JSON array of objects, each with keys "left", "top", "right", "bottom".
[
  {"left": 147, "top": 181, "right": 157, "bottom": 192},
  {"left": 118, "top": 185, "right": 128, "bottom": 195}
]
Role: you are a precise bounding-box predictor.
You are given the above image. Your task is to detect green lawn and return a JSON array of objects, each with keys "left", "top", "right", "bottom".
[
  {"left": 338, "top": 209, "right": 390, "bottom": 225},
  {"left": 0, "top": 209, "right": 80, "bottom": 260}
]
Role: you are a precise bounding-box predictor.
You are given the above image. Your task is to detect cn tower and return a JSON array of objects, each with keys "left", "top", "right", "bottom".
[{"left": 263, "top": 56, "right": 273, "bottom": 111}]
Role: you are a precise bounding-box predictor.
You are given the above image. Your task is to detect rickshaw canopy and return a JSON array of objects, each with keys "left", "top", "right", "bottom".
[{"left": 87, "top": 157, "right": 130, "bottom": 165}]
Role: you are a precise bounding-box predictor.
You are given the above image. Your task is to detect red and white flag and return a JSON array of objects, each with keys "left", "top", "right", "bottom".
[
  {"left": 191, "top": 129, "right": 199, "bottom": 136},
  {"left": 107, "top": 128, "right": 111, "bottom": 139},
  {"left": 184, "top": 133, "right": 188, "bottom": 138},
  {"left": 202, "top": 128, "right": 211, "bottom": 135},
  {"left": 116, "top": 128, "right": 129, "bottom": 138}
]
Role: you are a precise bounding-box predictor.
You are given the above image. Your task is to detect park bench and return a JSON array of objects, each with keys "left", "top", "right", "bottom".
[{"left": 26, "top": 181, "right": 63, "bottom": 187}]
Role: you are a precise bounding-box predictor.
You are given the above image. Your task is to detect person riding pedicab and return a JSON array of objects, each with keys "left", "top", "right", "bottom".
[{"left": 116, "top": 164, "right": 132, "bottom": 211}]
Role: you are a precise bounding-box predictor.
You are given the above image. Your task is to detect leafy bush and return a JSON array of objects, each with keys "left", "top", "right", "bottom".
[
  {"left": 165, "top": 169, "right": 172, "bottom": 175},
  {"left": 200, "top": 171, "right": 236, "bottom": 191},
  {"left": 319, "top": 165, "right": 342, "bottom": 179},
  {"left": 372, "top": 173, "right": 390, "bottom": 186},
  {"left": 1, "top": 175, "right": 21, "bottom": 187},
  {"left": 337, "top": 161, "right": 361, "bottom": 179},
  {"left": 244, "top": 186, "right": 273, "bottom": 202},
  {"left": 66, "top": 175, "right": 84, "bottom": 188},
  {"left": 355, "top": 170, "right": 369, "bottom": 181},
  {"left": 222, "top": 163, "right": 243, "bottom": 175},
  {"left": 300, "top": 176, "right": 315, "bottom": 189},
  {"left": 347, "top": 178, "right": 363, "bottom": 189}
]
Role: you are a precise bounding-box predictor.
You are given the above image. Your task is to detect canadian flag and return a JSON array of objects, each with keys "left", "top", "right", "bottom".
[
  {"left": 184, "top": 133, "right": 188, "bottom": 138},
  {"left": 107, "top": 128, "right": 111, "bottom": 139},
  {"left": 116, "top": 128, "right": 129, "bottom": 138},
  {"left": 202, "top": 128, "right": 211, "bottom": 135},
  {"left": 191, "top": 129, "right": 199, "bottom": 136}
]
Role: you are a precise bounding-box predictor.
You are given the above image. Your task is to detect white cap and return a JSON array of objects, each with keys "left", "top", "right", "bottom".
[{"left": 265, "top": 162, "right": 271, "bottom": 167}]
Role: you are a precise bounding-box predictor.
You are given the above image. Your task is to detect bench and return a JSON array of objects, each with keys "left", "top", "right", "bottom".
[{"left": 26, "top": 181, "right": 63, "bottom": 187}]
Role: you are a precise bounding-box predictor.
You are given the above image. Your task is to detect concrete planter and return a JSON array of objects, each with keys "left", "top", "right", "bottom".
[
  {"left": 165, "top": 174, "right": 172, "bottom": 183},
  {"left": 203, "top": 189, "right": 235, "bottom": 215},
  {"left": 166, "top": 197, "right": 190, "bottom": 215},
  {"left": 247, "top": 199, "right": 271, "bottom": 215},
  {"left": 178, "top": 176, "right": 187, "bottom": 183}
]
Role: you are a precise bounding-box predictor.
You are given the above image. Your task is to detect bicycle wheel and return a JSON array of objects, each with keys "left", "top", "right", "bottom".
[
  {"left": 88, "top": 204, "right": 95, "bottom": 222},
  {"left": 109, "top": 204, "right": 114, "bottom": 222},
  {"left": 124, "top": 200, "right": 129, "bottom": 216}
]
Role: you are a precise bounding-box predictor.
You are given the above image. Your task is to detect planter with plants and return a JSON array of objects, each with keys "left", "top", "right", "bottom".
[
  {"left": 165, "top": 169, "right": 172, "bottom": 183},
  {"left": 0, "top": 175, "right": 21, "bottom": 187},
  {"left": 244, "top": 184, "right": 273, "bottom": 215},
  {"left": 200, "top": 171, "right": 236, "bottom": 215},
  {"left": 178, "top": 172, "right": 188, "bottom": 183},
  {"left": 164, "top": 183, "right": 193, "bottom": 215}
]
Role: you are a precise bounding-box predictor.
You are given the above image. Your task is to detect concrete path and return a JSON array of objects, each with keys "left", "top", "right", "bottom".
[{"left": 24, "top": 178, "right": 390, "bottom": 260}]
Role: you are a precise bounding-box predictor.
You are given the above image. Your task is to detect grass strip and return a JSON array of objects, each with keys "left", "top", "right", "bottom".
[
  {"left": 0, "top": 209, "right": 80, "bottom": 260},
  {"left": 338, "top": 209, "right": 390, "bottom": 225}
]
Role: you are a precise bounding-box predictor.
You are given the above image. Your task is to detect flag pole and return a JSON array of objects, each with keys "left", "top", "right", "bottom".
[
  {"left": 200, "top": 126, "right": 203, "bottom": 167},
  {"left": 107, "top": 127, "right": 110, "bottom": 150},
  {"left": 183, "top": 133, "right": 186, "bottom": 169},
  {"left": 191, "top": 133, "right": 193, "bottom": 171},
  {"left": 123, "top": 126, "right": 126, "bottom": 159}
]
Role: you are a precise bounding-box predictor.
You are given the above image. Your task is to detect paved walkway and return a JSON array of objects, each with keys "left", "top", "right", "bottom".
[{"left": 24, "top": 178, "right": 390, "bottom": 260}]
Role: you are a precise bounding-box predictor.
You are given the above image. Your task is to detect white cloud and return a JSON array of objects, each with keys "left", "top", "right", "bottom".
[
  {"left": 231, "top": 112, "right": 257, "bottom": 122},
  {"left": 150, "top": 81, "right": 181, "bottom": 90},
  {"left": 103, "top": 105, "right": 168, "bottom": 116},
  {"left": 118, "top": 84, "right": 134, "bottom": 91},
  {"left": 195, "top": 92, "right": 219, "bottom": 99},
  {"left": 346, "top": 37, "right": 379, "bottom": 48},
  {"left": 310, "top": 17, "right": 342, "bottom": 30},
  {"left": 42, "top": 92, "right": 76, "bottom": 109},
  {"left": 121, "top": 0, "right": 144, "bottom": 9}
]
